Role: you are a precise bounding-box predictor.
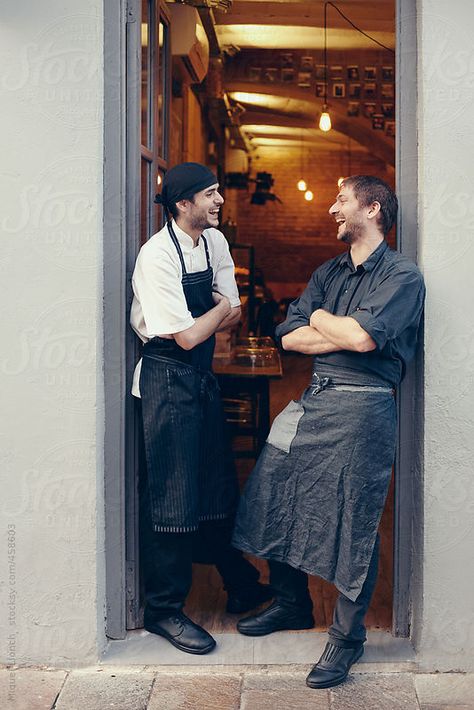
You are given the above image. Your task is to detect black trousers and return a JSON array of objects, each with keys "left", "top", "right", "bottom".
[
  {"left": 268, "top": 534, "right": 380, "bottom": 647},
  {"left": 140, "top": 490, "right": 260, "bottom": 620}
]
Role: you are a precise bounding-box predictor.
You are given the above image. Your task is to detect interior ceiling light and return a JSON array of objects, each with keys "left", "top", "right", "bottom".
[
  {"left": 297, "top": 179, "right": 307, "bottom": 191},
  {"left": 304, "top": 190, "right": 314, "bottom": 202},
  {"left": 319, "top": 110, "right": 332, "bottom": 132},
  {"left": 337, "top": 176, "right": 345, "bottom": 188},
  {"left": 230, "top": 92, "right": 266, "bottom": 106}
]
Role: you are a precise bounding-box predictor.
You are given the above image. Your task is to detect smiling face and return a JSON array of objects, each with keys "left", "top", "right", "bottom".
[
  {"left": 186, "top": 183, "right": 224, "bottom": 232},
  {"left": 328, "top": 184, "right": 367, "bottom": 244}
]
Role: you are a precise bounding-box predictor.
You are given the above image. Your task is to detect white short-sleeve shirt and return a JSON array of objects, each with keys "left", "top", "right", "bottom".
[{"left": 130, "top": 220, "right": 240, "bottom": 397}]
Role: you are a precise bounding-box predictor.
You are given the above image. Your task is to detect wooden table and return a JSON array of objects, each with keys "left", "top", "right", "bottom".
[{"left": 213, "top": 347, "right": 283, "bottom": 456}]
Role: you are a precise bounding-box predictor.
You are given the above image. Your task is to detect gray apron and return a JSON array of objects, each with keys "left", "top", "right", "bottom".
[{"left": 232, "top": 364, "right": 396, "bottom": 602}]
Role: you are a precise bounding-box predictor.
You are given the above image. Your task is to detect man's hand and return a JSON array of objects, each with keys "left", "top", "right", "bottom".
[
  {"left": 212, "top": 291, "right": 231, "bottom": 314},
  {"left": 217, "top": 306, "right": 241, "bottom": 332}
]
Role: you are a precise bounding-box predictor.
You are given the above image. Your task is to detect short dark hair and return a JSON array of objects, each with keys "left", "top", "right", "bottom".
[
  {"left": 167, "top": 195, "right": 196, "bottom": 220},
  {"left": 342, "top": 175, "right": 398, "bottom": 235},
  {"left": 168, "top": 202, "right": 179, "bottom": 219}
]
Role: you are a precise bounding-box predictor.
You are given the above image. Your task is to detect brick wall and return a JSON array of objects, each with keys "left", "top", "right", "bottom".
[{"left": 223, "top": 145, "right": 394, "bottom": 299}]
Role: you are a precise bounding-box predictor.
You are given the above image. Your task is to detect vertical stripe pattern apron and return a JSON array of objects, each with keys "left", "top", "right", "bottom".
[{"left": 140, "top": 222, "right": 239, "bottom": 532}]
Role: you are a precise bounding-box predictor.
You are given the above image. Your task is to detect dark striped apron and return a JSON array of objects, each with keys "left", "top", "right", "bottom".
[
  {"left": 233, "top": 363, "right": 397, "bottom": 602},
  {"left": 140, "top": 222, "right": 239, "bottom": 532}
]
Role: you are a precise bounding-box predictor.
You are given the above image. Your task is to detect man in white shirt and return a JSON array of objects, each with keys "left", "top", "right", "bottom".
[{"left": 130, "top": 162, "right": 271, "bottom": 655}]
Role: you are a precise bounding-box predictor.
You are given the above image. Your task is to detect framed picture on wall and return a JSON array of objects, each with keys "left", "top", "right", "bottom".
[
  {"left": 347, "top": 101, "right": 360, "bottom": 116},
  {"left": 315, "top": 82, "right": 327, "bottom": 97},
  {"left": 372, "top": 113, "right": 385, "bottom": 130},
  {"left": 349, "top": 83, "right": 361, "bottom": 98},
  {"left": 315, "top": 64, "right": 326, "bottom": 80},
  {"left": 385, "top": 121, "right": 396, "bottom": 137},
  {"left": 281, "top": 52, "right": 294, "bottom": 68},
  {"left": 382, "top": 103, "right": 395, "bottom": 118},
  {"left": 382, "top": 66, "right": 394, "bottom": 81},
  {"left": 333, "top": 83, "right": 345, "bottom": 98},
  {"left": 330, "top": 65, "right": 343, "bottom": 80},
  {"left": 364, "top": 102, "right": 376, "bottom": 118},
  {"left": 347, "top": 65, "right": 359, "bottom": 80},
  {"left": 248, "top": 67, "right": 261, "bottom": 82},
  {"left": 281, "top": 68, "right": 295, "bottom": 83},
  {"left": 364, "top": 66, "right": 377, "bottom": 80},
  {"left": 263, "top": 67, "right": 278, "bottom": 82},
  {"left": 301, "top": 55, "right": 314, "bottom": 70},
  {"left": 364, "top": 83, "right": 377, "bottom": 99},
  {"left": 298, "top": 71, "right": 312, "bottom": 88},
  {"left": 381, "top": 83, "right": 395, "bottom": 99}
]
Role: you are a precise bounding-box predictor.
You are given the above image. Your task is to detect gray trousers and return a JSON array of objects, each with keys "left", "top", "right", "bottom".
[{"left": 269, "top": 534, "right": 380, "bottom": 647}]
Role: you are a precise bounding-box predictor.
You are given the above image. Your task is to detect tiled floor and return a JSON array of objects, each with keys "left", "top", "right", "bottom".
[{"left": 2, "top": 666, "right": 474, "bottom": 710}]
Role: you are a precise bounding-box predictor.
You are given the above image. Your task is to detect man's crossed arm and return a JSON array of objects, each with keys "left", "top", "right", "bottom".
[{"left": 281, "top": 309, "right": 376, "bottom": 355}]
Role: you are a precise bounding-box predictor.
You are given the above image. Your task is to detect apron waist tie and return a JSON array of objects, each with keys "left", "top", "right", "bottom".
[
  {"left": 310, "top": 373, "right": 330, "bottom": 395},
  {"left": 310, "top": 373, "right": 393, "bottom": 396}
]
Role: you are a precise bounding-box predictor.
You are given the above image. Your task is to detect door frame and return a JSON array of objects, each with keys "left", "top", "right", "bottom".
[
  {"left": 103, "top": 0, "right": 127, "bottom": 640},
  {"left": 392, "top": 0, "right": 421, "bottom": 637},
  {"left": 103, "top": 0, "right": 421, "bottom": 641}
]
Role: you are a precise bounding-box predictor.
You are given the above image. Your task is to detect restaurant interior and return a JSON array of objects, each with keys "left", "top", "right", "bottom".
[{"left": 136, "top": 0, "right": 397, "bottom": 635}]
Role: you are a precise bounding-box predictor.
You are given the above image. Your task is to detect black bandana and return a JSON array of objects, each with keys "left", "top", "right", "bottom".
[{"left": 154, "top": 162, "right": 218, "bottom": 208}]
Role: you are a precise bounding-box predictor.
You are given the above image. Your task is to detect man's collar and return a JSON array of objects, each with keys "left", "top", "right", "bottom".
[
  {"left": 171, "top": 219, "right": 199, "bottom": 250},
  {"left": 339, "top": 240, "right": 388, "bottom": 272}
]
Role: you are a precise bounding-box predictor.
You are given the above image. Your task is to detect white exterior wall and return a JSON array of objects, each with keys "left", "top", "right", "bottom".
[
  {"left": 1, "top": 0, "right": 474, "bottom": 671},
  {"left": 0, "top": 2, "right": 105, "bottom": 664},
  {"left": 416, "top": 0, "right": 474, "bottom": 671}
]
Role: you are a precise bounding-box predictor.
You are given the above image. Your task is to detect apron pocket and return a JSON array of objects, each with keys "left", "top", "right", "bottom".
[{"left": 266, "top": 399, "right": 305, "bottom": 453}]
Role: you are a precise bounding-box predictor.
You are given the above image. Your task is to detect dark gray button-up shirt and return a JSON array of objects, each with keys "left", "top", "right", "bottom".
[{"left": 275, "top": 241, "right": 425, "bottom": 386}]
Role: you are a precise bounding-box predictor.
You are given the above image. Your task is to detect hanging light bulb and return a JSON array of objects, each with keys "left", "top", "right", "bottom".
[
  {"left": 297, "top": 179, "right": 307, "bottom": 191},
  {"left": 337, "top": 176, "right": 345, "bottom": 188},
  {"left": 304, "top": 190, "right": 314, "bottom": 201},
  {"left": 319, "top": 107, "right": 332, "bottom": 132}
]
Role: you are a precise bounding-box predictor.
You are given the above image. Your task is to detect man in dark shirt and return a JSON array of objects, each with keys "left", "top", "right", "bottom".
[{"left": 233, "top": 176, "right": 425, "bottom": 689}]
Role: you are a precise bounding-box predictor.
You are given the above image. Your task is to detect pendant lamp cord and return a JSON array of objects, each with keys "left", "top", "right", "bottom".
[
  {"left": 323, "top": 1, "right": 328, "bottom": 106},
  {"left": 324, "top": 1, "right": 396, "bottom": 55}
]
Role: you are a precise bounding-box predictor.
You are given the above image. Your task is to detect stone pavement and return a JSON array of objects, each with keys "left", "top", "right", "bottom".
[{"left": 1, "top": 665, "right": 474, "bottom": 710}]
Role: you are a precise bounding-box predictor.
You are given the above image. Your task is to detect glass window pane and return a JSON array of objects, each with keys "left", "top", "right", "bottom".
[
  {"left": 155, "top": 168, "right": 166, "bottom": 228},
  {"left": 140, "top": 158, "right": 151, "bottom": 245},
  {"left": 157, "top": 20, "right": 168, "bottom": 158},
  {"left": 141, "top": 0, "right": 150, "bottom": 147}
]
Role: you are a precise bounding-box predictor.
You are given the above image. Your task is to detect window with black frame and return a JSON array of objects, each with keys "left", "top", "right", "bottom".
[{"left": 140, "top": 0, "right": 170, "bottom": 245}]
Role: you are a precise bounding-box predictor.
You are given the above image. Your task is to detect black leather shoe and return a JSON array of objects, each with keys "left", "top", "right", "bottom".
[
  {"left": 306, "top": 641, "right": 364, "bottom": 689},
  {"left": 226, "top": 583, "right": 274, "bottom": 614},
  {"left": 144, "top": 611, "right": 216, "bottom": 655},
  {"left": 237, "top": 601, "right": 314, "bottom": 636}
]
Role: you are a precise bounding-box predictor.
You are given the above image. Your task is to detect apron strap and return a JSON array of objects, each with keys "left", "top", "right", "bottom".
[
  {"left": 167, "top": 221, "right": 187, "bottom": 274},
  {"left": 167, "top": 222, "right": 212, "bottom": 275},
  {"left": 201, "top": 234, "right": 211, "bottom": 270}
]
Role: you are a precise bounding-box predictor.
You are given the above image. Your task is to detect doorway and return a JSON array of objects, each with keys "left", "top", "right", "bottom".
[{"left": 104, "top": 0, "right": 419, "bottom": 647}]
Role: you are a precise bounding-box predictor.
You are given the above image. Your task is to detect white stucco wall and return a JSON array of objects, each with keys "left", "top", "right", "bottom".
[
  {"left": 0, "top": 2, "right": 105, "bottom": 664},
  {"left": 417, "top": 0, "right": 474, "bottom": 671}
]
